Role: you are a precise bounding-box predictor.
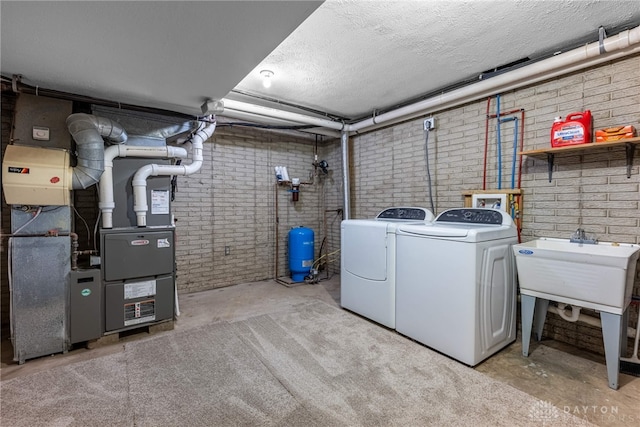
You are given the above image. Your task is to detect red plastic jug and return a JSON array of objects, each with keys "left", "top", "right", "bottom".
[{"left": 551, "top": 111, "right": 592, "bottom": 147}]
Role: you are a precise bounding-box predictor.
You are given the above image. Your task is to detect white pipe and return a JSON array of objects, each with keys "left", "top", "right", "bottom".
[
  {"left": 222, "top": 100, "right": 344, "bottom": 131},
  {"left": 556, "top": 303, "right": 582, "bottom": 322},
  {"left": 548, "top": 305, "right": 635, "bottom": 338},
  {"left": 99, "top": 145, "right": 189, "bottom": 229},
  {"left": 341, "top": 131, "right": 350, "bottom": 220},
  {"left": 219, "top": 24, "right": 640, "bottom": 135},
  {"left": 132, "top": 120, "right": 216, "bottom": 227},
  {"left": 349, "top": 24, "right": 640, "bottom": 133},
  {"left": 220, "top": 108, "right": 341, "bottom": 138}
]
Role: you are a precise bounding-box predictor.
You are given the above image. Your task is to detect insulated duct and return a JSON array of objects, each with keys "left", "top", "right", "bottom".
[
  {"left": 66, "top": 113, "right": 127, "bottom": 189},
  {"left": 132, "top": 119, "right": 216, "bottom": 227},
  {"left": 99, "top": 144, "right": 189, "bottom": 229}
]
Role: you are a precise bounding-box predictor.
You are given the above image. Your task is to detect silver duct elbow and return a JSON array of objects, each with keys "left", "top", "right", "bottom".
[{"left": 66, "top": 113, "right": 128, "bottom": 189}]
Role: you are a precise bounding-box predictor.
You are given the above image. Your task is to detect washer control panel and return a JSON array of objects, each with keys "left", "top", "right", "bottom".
[
  {"left": 435, "top": 208, "right": 504, "bottom": 225},
  {"left": 376, "top": 207, "right": 431, "bottom": 221}
]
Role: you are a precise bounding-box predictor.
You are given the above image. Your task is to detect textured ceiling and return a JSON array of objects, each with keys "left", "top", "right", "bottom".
[
  {"left": 233, "top": 0, "right": 640, "bottom": 119},
  {"left": 2, "top": 1, "right": 640, "bottom": 121},
  {"left": 0, "top": 1, "right": 322, "bottom": 115}
]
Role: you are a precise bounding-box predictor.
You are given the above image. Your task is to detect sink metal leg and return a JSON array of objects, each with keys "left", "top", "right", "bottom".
[
  {"left": 600, "top": 311, "right": 623, "bottom": 390},
  {"left": 534, "top": 298, "right": 549, "bottom": 341},
  {"left": 521, "top": 294, "right": 536, "bottom": 357}
]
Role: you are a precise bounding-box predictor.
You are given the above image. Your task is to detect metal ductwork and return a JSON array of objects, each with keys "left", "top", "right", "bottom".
[{"left": 66, "top": 113, "right": 127, "bottom": 189}]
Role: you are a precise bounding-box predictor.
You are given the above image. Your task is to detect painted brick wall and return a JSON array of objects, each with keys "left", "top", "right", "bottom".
[
  {"left": 0, "top": 93, "right": 343, "bottom": 332},
  {"left": 173, "top": 125, "right": 342, "bottom": 293},
  {"left": 347, "top": 54, "right": 640, "bottom": 356}
]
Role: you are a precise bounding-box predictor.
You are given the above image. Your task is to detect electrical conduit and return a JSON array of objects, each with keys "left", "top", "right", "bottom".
[{"left": 132, "top": 119, "right": 216, "bottom": 226}]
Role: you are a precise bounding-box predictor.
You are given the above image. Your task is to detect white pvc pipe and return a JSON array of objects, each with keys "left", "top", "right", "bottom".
[
  {"left": 350, "top": 24, "right": 640, "bottom": 132},
  {"left": 556, "top": 303, "right": 582, "bottom": 322},
  {"left": 132, "top": 120, "right": 216, "bottom": 227},
  {"left": 341, "top": 131, "right": 350, "bottom": 220},
  {"left": 219, "top": 24, "right": 640, "bottom": 134},
  {"left": 220, "top": 108, "right": 341, "bottom": 138},
  {"left": 222, "top": 100, "right": 344, "bottom": 130},
  {"left": 99, "top": 145, "right": 188, "bottom": 228},
  {"left": 548, "top": 305, "right": 636, "bottom": 338}
]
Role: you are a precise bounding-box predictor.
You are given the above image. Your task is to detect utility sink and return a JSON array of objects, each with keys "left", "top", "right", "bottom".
[
  {"left": 513, "top": 238, "right": 640, "bottom": 314},
  {"left": 514, "top": 237, "right": 640, "bottom": 390}
]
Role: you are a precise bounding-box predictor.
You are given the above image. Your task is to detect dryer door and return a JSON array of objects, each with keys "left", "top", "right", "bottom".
[{"left": 342, "top": 221, "right": 388, "bottom": 280}]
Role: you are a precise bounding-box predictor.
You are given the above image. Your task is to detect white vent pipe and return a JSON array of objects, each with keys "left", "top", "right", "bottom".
[
  {"left": 132, "top": 120, "right": 216, "bottom": 227},
  {"left": 349, "top": 24, "right": 640, "bottom": 133},
  {"left": 66, "top": 113, "right": 127, "bottom": 189},
  {"left": 220, "top": 24, "right": 640, "bottom": 134},
  {"left": 99, "top": 145, "right": 189, "bottom": 229},
  {"left": 220, "top": 108, "right": 341, "bottom": 138}
]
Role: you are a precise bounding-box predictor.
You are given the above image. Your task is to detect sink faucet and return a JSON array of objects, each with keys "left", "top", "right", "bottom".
[{"left": 570, "top": 228, "right": 598, "bottom": 244}]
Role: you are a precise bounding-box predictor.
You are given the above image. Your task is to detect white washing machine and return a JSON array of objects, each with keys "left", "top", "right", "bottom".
[
  {"left": 395, "top": 208, "right": 517, "bottom": 366},
  {"left": 341, "top": 207, "right": 434, "bottom": 328}
]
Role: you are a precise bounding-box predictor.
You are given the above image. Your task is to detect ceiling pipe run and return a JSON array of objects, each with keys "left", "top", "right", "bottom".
[
  {"left": 350, "top": 24, "right": 640, "bottom": 133},
  {"left": 220, "top": 108, "right": 341, "bottom": 138},
  {"left": 222, "top": 99, "right": 345, "bottom": 131},
  {"left": 132, "top": 119, "right": 216, "bottom": 227},
  {"left": 220, "top": 24, "right": 640, "bottom": 134}
]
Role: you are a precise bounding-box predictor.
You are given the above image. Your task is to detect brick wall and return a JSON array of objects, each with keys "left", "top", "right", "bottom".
[
  {"left": 347, "top": 53, "right": 640, "bottom": 356},
  {"left": 173, "top": 125, "right": 342, "bottom": 293},
  {"left": 0, "top": 95, "right": 343, "bottom": 331},
  {"left": 2, "top": 54, "right": 638, "bottom": 355}
]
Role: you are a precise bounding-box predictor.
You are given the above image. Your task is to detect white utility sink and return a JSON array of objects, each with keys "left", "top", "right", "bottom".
[
  {"left": 513, "top": 238, "right": 640, "bottom": 314},
  {"left": 514, "top": 237, "right": 640, "bottom": 390}
]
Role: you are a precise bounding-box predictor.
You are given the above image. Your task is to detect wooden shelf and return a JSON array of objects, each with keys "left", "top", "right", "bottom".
[{"left": 519, "top": 137, "right": 640, "bottom": 181}]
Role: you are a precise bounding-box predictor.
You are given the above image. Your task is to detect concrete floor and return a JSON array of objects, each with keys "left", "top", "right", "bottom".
[{"left": 2, "top": 276, "right": 639, "bottom": 426}]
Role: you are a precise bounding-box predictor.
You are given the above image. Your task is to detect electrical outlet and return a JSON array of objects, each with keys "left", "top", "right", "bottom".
[
  {"left": 423, "top": 117, "right": 436, "bottom": 131},
  {"left": 224, "top": 246, "right": 231, "bottom": 256}
]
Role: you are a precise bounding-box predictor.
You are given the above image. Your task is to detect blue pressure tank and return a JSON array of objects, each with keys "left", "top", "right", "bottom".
[{"left": 288, "top": 227, "right": 314, "bottom": 282}]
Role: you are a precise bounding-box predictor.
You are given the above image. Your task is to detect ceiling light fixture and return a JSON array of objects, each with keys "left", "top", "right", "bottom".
[{"left": 260, "top": 70, "right": 274, "bottom": 88}]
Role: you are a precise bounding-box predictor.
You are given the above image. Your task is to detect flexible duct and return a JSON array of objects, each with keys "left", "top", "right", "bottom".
[
  {"left": 132, "top": 119, "right": 216, "bottom": 226},
  {"left": 66, "top": 113, "right": 127, "bottom": 189},
  {"left": 99, "top": 144, "right": 189, "bottom": 228}
]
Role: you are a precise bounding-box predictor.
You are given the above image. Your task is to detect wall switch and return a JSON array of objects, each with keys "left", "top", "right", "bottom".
[
  {"left": 423, "top": 117, "right": 435, "bottom": 131},
  {"left": 224, "top": 246, "right": 230, "bottom": 256}
]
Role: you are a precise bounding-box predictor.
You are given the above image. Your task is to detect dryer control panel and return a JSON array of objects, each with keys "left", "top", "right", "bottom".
[
  {"left": 436, "top": 208, "right": 504, "bottom": 225},
  {"left": 376, "top": 207, "right": 433, "bottom": 221}
]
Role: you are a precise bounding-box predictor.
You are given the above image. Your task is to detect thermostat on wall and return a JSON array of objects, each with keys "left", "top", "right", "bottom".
[{"left": 32, "top": 126, "right": 50, "bottom": 141}]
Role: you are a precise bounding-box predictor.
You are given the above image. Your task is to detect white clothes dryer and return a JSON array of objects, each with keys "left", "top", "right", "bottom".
[
  {"left": 395, "top": 208, "right": 518, "bottom": 366},
  {"left": 341, "top": 207, "right": 434, "bottom": 328}
]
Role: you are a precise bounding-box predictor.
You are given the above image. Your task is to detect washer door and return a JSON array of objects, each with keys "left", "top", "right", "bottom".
[{"left": 342, "top": 221, "right": 388, "bottom": 281}]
